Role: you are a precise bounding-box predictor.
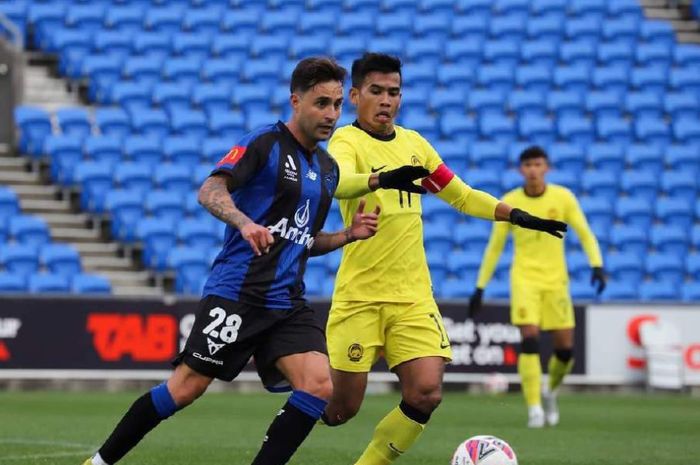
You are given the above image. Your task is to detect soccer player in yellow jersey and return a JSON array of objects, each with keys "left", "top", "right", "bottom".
[
  {"left": 469, "top": 146, "right": 607, "bottom": 428},
  {"left": 320, "top": 53, "right": 567, "bottom": 465}
]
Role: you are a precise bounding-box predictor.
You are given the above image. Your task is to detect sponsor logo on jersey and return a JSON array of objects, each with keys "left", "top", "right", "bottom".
[
  {"left": 348, "top": 343, "right": 364, "bottom": 362},
  {"left": 207, "top": 337, "right": 225, "bottom": 355},
  {"left": 217, "top": 146, "right": 246, "bottom": 167},
  {"left": 306, "top": 169, "right": 317, "bottom": 181},
  {"left": 370, "top": 165, "right": 386, "bottom": 173},
  {"left": 193, "top": 352, "right": 224, "bottom": 365},
  {"left": 267, "top": 199, "right": 315, "bottom": 249},
  {"left": 284, "top": 154, "right": 298, "bottom": 182}
]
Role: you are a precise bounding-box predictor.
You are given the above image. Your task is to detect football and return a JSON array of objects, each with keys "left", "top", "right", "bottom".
[{"left": 451, "top": 435, "right": 518, "bottom": 465}]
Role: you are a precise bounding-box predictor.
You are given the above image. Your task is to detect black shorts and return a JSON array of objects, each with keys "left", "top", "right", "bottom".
[{"left": 173, "top": 295, "right": 327, "bottom": 389}]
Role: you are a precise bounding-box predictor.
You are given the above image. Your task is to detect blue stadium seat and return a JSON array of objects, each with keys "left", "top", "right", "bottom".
[
  {"left": 597, "top": 116, "right": 632, "bottom": 144},
  {"left": 519, "top": 116, "right": 555, "bottom": 146},
  {"left": 483, "top": 39, "right": 521, "bottom": 66},
  {"left": 144, "top": 6, "right": 183, "bottom": 34},
  {"left": 597, "top": 41, "right": 635, "bottom": 67},
  {"left": 437, "top": 64, "right": 474, "bottom": 88},
  {"left": 636, "top": 117, "right": 672, "bottom": 146},
  {"left": 526, "top": 15, "right": 564, "bottom": 42},
  {"left": 682, "top": 283, "right": 700, "bottom": 302},
  {"left": 154, "top": 164, "right": 191, "bottom": 194},
  {"left": 192, "top": 164, "right": 212, "bottom": 189},
  {"left": 423, "top": 222, "right": 453, "bottom": 255},
  {"left": 123, "top": 56, "right": 165, "bottom": 86},
  {"left": 44, "top": 135, "right": 82, "bottom": 183},
  {"left": 602, "top": 17, "right": 639, "bottom": 44},
  {"left": 585, "top": 91, "right": 622, "bottom": 118},
  {"left": 640, "top": 20, "right": 676, "bottom": 47},
  {"left": 470, "top": 143, "right": 508, "bottom": 171},
  {"left": 153, "top": 83, "right": 193, "bottom": 114},
  {"left": 665, "top": 92, "right": 700, "bottom": 120},
  {"left": 193, "top": 84, "right": 232, "bottom": 117},
  {"left": 587, "top": 143, "right": 625, "bottom": 174},
  {"left": 169, "top": 246, "right": 211, "bottom": 294},
  {"left": 242, "top": 58, "right": 283, "bottom": 86},
  {"left": 0, "top": 273, "right": 27, "bottom": 293},
  {"left": 28, "top": 273, "right": 70, "bottom": 294},
  {"left": 626, "top": 145, "right": 663, "bottom": 173},
  {"left": 84, "top": 135, "right": 123, "bottom": 167},
  {"left": 429, "top": 87, "right": 466, "bottom": 114},
  {"left": 547, "top": 91, "right": 585, "bottom": 118},
  {"left": 468, "top": 90, "right": 505, "bottom": 115},
  {"left": 451, "top": 15, "right": 489, "bottom": 40},
  {"left": 445, "top": 38, "right": 482, "bottom": 66},
  {"left": 172, "top": 32, "right": 212, "bottom": 60},
  {"left": 603, "top": 281, "right": 638, "bottom": 301},
  {"left": 464, "top": 170, "right": 503, "bottom": 198},
  {"left": 433, "top": 141, "right": 469, "bottom": 172},
  {"left": 15, "top": 106, "right": 52, "bottom": 156},
  {"left": 488, "top": 16, "right": 526, "bottom": 42},
  {"left": 582, "top": 170, "right": 618, "bottom": 198},
  {"left": 329, "top": 36, "right": 367, "bottom": 63},
  {"left": 521, "top": 41, "right": 559, "bottom": 68},
  {"left": 508, "top": 91, "right": 546, "bottom": 118},
  {"left": 661, "top": 171, "right": 696, "bottom": 201},
  {"left": 624, "top": 91, "right": 663, "bottom": 119},
  {"left": 687, "top": 254, "right": 700, "bottom": 280},
  {"left": 549, "top": 144, "right": 586, "bottom": 173},
  {"left": 549, "top": 170, "right": 580, "bottom": 194},
  {"left": 401, "top": 111, "right": 438, "bottom": 142},
  {"left": 532, "top": 0, "right": 567, "bottom": 15},
  {"left": 0, "top": 187, "right": 19, "bottom": 220},
  {"left": 440, "top": 280, "right": 471, "bottom": 299},
  {"left": 163, "top": 57, "right": 204, "bottom": 86},
  {"left": 669, "top": 68, "right": 700, "bottom": 95},
  {"left": 210, "top": 34, "right": 249, "bottom": 62},
  {"left": 201, "top": 58, "right": 239, "bottom": 85},
  {"left": 405, "top": 37, "right": 444, "bottom": 65},
  {"left": 454, "top": 221, "right": 491, "bottom": 254},
  {"left": 651, "top": 225, "right": 688, "bottom": 259},
  {"left": 478, "top": 114, "right": 516, "bottom": 144},
  {"left": 440, "top": 112, "right": 478, "bottom": 143},
  {"left": 177, "top": 218, "right": 219, "bottom": 251},
  {"left": 646, "top": 253, "right": 684, "bottom": 285},
  {"left": 336, "top": 12, "right": 374, "bottom": 37},
  {"left": 232, "top": 84, "right": 270, "bottom": 113},
  {"left": 40, "top": 244, "right": 81, "bottom": 278},
  {"left": 131, "top": 108, "right": 170, "bottom": 138},
  {"left": 616, "top": 197, "right": 653, "bottom": 229},
  {"left": 146, "top": 191, "right": 185, "bottom": 222},
  {"left": 610, "top": 225, "right": 648, "bottom": 256},
  {"left": 92, "top": 30, "right": 132, "bottom": 60},
  {"left": 1, "top": 244, "right": 39, "bottom": 277},
  {"left": 693, "top": 225, "right": 700, "bottom": 250},
  {"left": 123, "top": 136, "right": 163, "bottom": 166},
  {"left": 455, "top": 0, "right": 491, "bottom": 16},
  {"left": 104, "top": 5, "right": 144, "bottom": 32},
  {"left": 422, "top": 196, "right": 455, "bottom": 224},
  {"left": 137, "top": 218, "right": 177, "bottom": 270},
  {"left": 560, "top": 40, "right": 596, "bottom": 67},
  {"left": 221, "top": 9, "right": 259, "bottom": 35},
  {"left": 9, "top": 216, "right": 50, "bottom": 247},
  {"left": 110, "top": 82, "right": 152, "bottom": 113},
  {"left": 639, "top": 281, "right": 679, "bottom": 301},
  {"left": 447, "top": 250, "right": 482, "bottom": 276},
  {"left": 402, "top": 64, "right": 437, "bottom": 90},
  {"left": 202, "top": 138, "right": 233, "bottom": 164},
  {"left": 579, "top": 196, "right": 614, "bottom": 230},
  {"left": 515, "top": 66, "right": 552, "bottom": 93},
  {"left": 477, "top": 64, "right": 514, "bottom": 93},
  {"left": 169, "top": 109, "right": 208, "bottom": 138},
  {"left": 507, "top": 142, "right": 531, "bottom": 167},
  {"left": 132, "top": 31, "right": 172, "bottom": 59},
  {"left": 114, "top": 163, "right": 152, "bottom": 193},
  {"left": 564, "top": 15, "right": 600, "bottom": 44},
  {"left": 183, "top": 6, "right": 223, "bottom": 35},
  {"left": 631, "top": 66, "right": 668, "bottom": 98},
  {"left": 635, "top": 43, "right": 673, "bottom": 69},
  {"left": 484, "top": 280, "right": 510, "bottom": 299},
  {"left": 567, "top": 251, "right": 591, "bottom": 281},
  {"left": 81, "top": 55, "right": 124, "bottom": 102},
  {"left": 656, "top": 197, "right": 694, "bottom": 229},
  {"left": 674, "top": 45, "right": 700, "bottom": 68},
  {"left": 673, "top": 118, "right": 700, "bottom": 145},
  {"left": 72, "top": 274, "right": 112, "bottom": 294},
  {"left": 288, "top": 35, "right": 328, "bottom": 60},
  {"left": 94, "top": 108, "right": 130, "bottom": 138},
  {"left": 621, "top": 171, "right": 659, "bottom": 202},
  {"left": 104, "top": 188, "right": 144, "bottom": 241},
  {"left": 163, "top": 136, "right": 201, "bottom": 166},
  {"left": 592, "top": 66, "right": 629, "bottom": 96},
  {"left": 558, "top": 115, "right": 594, "bottom": 145},
  {"left": 570, "top": 279, "right": 598, "bottom": 300},
  {"left": 554, "top": 65, "right": 592, "bottom": 94}
]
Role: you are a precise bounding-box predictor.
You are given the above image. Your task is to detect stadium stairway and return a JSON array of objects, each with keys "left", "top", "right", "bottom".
[
  {"left": 8, "top": 51, "right": 162, "bottom": 296},
  {"left": 642, "top": 0, "right": 700, "bottom": 43}
]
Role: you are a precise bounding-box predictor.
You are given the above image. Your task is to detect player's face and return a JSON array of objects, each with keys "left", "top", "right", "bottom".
[
  {"left": 291, "top": 80, "right": 344, "bottom": 144},
  {"left": 350, "top": 71, "right": 402, "bottom": 134},
  {"left": 519, "top": 157, "right": 549, "bottom": 185}
]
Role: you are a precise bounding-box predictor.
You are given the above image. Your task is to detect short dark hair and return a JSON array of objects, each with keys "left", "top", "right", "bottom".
[
  {"left": 351, "top": 52, "right": 402, "bottom": 88},
  {"left": 519, "top": 145, "right": 549, "bottom": 164},
  {"left": 290, "top": 57, "right": 347, "bottom": 94}
]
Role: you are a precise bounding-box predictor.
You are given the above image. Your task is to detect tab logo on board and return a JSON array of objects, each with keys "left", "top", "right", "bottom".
[
  {"left": 87, "top": 313, "right": 177, "bottom": 362},
  {"left": 0, "top": 318, "right": 21, "bottom": 361}
]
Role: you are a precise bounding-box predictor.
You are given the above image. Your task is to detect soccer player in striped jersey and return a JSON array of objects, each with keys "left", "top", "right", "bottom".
[
  {"left": 469, "top": 146, "right": 606, "bottom": 428},
  {"left": 320, "top": 53, "right": 567, "bottom": 465}
]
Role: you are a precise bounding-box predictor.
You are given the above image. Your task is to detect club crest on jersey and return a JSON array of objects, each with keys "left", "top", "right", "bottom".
[
  {"left": 267, "top": 199, "right": 315, "bottom": 249},
  {"left": 284, "top": 154, "right": 298, "bottom": 182}
]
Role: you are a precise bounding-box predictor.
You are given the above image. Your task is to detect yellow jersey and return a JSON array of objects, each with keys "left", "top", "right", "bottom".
[
  {"left": 329, "top": 122, "right": 499, "bottom": 303},
  {"left": 476, "top": 184, "right": 603, "bottom": 290}
]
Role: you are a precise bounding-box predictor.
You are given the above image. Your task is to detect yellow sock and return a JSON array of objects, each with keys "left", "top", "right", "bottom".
[
  {"left": 548, "top": 355, "right": 574, "bottom": 392},
  {"left": 518, "top": 353, "right": 542, "bottom": 407},
  {"left": 354, "top": 406, "right": 425, "bottom": 465}
]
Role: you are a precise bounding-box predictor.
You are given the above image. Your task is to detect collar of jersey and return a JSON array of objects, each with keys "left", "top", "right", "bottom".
[
  {"left": 352, "top": 120, "right": 396, "bottom": 141},
  {"left": 277, "top": 120, "right": 316, "bottom": 159},
  {"left": 522, "top": 184, "right": 548, "bottom": 198}
]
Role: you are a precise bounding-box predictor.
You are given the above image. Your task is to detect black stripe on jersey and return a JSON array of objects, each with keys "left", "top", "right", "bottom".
[{"left": 240, "top": 139, "right": 304, "bottom": 304}]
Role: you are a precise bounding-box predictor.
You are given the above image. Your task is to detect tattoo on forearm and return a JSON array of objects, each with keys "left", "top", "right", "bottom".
[{"left": 198, "top": 177, "right": 251, "bottom": 229}]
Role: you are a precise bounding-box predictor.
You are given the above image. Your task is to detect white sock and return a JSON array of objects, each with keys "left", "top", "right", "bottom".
[{"left": 92, "top": 453, "right": 109, "bottom": 465}]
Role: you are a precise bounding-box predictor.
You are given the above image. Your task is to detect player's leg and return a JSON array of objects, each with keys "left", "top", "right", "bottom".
[
  {"left": 353, "top": 301, "right": 451, "bottom": 465},
  {"left": 249, "top": 350, "right": 332, "bottom": 465},
  {"left": 541, "top": 288, "right": 576, "bottom": 426},
  {"left": 323, "top": 369, "right": 369, "bottom": 425},
  {"left": 86, "top": 363, "right": 212, "bottom": 465}
]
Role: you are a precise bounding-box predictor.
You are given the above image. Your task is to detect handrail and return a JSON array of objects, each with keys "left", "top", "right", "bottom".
[{"left": 0, "top": 12, "right": 23, "bottom": 50}]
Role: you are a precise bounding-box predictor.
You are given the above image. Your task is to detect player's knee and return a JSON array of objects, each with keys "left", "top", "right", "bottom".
[
  {"left": 521, "top": 336, "right": 540, "bottom": 354},
  {"left": 297, "top": 376, "right": 333, "bottom": 401},
  {"left": 403, "top": 385, "right": 442, "bottom": 414},
  {"left": 554, "top": 348, "right": 573, "bottom": 363},
  {"left": 168, "top": 377, "right": 210, "bottom": 407}
]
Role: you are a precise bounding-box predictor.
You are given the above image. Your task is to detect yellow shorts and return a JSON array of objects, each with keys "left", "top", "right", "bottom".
[
  {"left": 326, "top": 299, "right": 453, "bottom": 372},
  {"left": 510, "top": 281, "right": 575, "bottom": 331}
]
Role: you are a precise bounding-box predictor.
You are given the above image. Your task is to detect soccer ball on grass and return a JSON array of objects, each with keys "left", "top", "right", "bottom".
[{"left": 451, "top": 435, "right": 518, "bottom": 465}]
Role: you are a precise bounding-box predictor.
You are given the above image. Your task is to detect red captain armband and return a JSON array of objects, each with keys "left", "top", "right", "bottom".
[
  {"left": 216, "top": 146, "right": 247, "bottom": 167},
  {"left": 421, "top": 163, "right": 455, "bottom": 193}
]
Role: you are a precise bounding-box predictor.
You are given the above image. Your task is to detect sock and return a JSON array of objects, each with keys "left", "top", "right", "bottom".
[
  {"left": 98, "top": 382, "right": 179, "bottom": 464},
  {"left": 354, "top": 402, "right": 427, "bottom": 465},
  {"left": 518, "top": 353, "right": 542, "bottom": 407},
  {"left": 250, "top": 390, "right": 327, "bottom": 465},
  {"left": 90, "top": 454, "right": 109, "bottom": 465},
  {"left": 548, "top": 355, "right": 574, "bottom": 392}
]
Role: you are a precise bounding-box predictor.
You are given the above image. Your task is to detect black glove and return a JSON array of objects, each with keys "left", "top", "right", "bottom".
[
  {"left": 468, "top": 288, "right": 484, "bottom": 319},
  {"left": 509, "top": 208, "right": 568, "bottom": 238},
  {"left": 377, "top": 166, "right": 429, "bottom": 194},
  {"left": 591, "top": 267, "right": 606, "bottom": 295}
]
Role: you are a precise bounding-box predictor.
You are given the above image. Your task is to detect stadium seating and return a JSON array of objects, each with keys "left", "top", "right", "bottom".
[{"left": 6, "top": 0, "right": 700, "bottom": 300}]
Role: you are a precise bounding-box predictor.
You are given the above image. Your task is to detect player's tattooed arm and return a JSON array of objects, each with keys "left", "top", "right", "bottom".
[
  {"left": 198, "top": 174, "right": 274, "bottom": 256},
  {"left": 310, "top": 199, "right": 380, "bottom": 256}
]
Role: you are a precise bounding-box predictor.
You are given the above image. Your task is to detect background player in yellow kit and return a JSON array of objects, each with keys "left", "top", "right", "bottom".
[
  {"left": 469, "top": 146, "right": 606, "bottom": 428},
  {"left": 320, "top": 53, "right": 567, "bottom": 465}
]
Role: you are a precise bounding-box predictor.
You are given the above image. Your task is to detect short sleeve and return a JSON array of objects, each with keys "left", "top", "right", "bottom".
[{"left": 210, "top": 138, "right": 269, "bottom": 190}]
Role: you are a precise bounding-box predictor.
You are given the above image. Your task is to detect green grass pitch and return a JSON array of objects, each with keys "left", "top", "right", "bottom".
[{"left": 1, "top": 390, "right": 698, "bottom": 464}]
